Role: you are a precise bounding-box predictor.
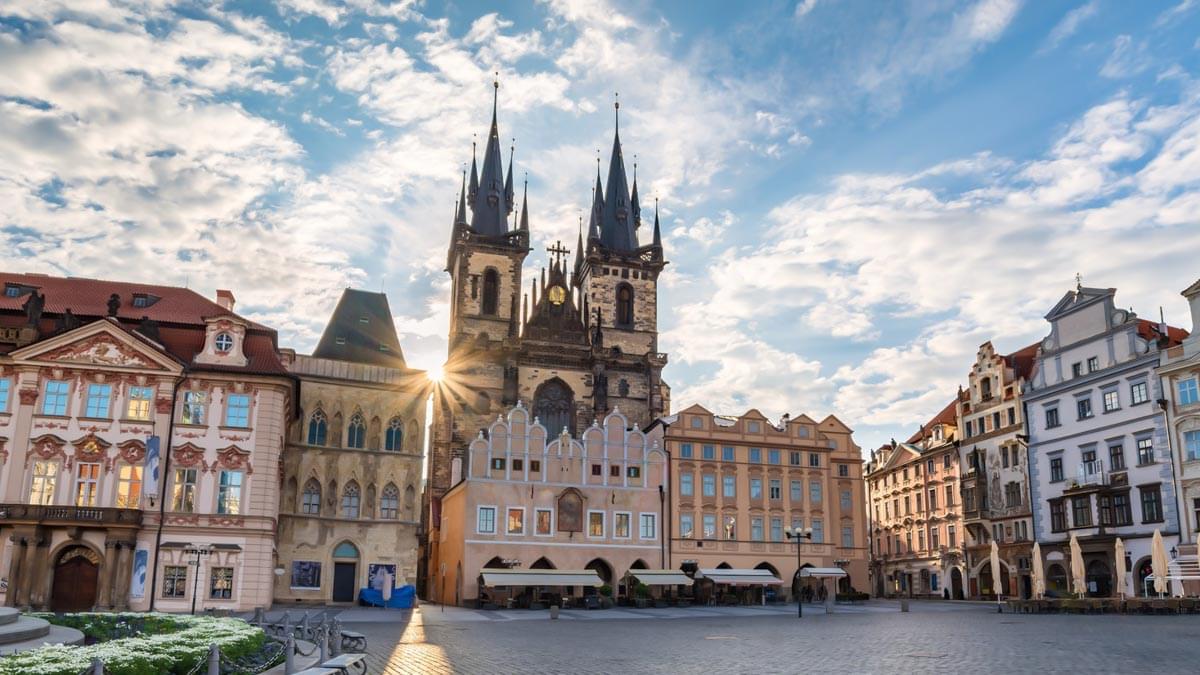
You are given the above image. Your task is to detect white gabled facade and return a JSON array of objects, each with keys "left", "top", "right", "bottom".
[{"left": 1159, "top": 278, "right": 1200, "bottom": 591}]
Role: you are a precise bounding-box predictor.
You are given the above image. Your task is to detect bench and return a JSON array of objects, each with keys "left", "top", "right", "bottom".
[
  {"left": 320, "top": 653, "right": 367, "bottom": 675},
  {"left": 340, "top": 629, "right": 367, "bottom": 652},
  {"left": 291, "top": 669, "right": 340, "bottom": 675}
]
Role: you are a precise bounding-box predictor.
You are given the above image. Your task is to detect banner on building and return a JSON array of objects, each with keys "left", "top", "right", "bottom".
[
  {"left": 368, "top": 563, "right": 397, "bottom": 590},
  {"left": 144, "top": 436, "right": 161, "bottom": 499},
  {"left": 130, "top": 549, "right": 149, "bottom": 599}
]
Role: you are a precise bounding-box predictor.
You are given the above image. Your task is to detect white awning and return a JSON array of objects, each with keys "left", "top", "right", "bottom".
[
  {"left": 799, "top": 567, "right": 847, "bottom": 578},
  {"left": 479, "top": 569, "right": 603, "bottom": 587},
  {"left": 630, "top": 570, "right": 694, "bottom": 586},
  {"left": 696, "top": 568, "right": 783, "bottom": 585}
]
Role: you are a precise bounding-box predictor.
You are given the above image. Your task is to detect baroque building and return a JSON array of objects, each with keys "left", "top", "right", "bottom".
[
  {"left": 275, "top": 290, "right": 428, "bottom": 605},
  {"left": 426, "top": 85, "right": 669, "bottom": 592},
  {"left": 1158, "top": 278, "right": 1200, "bottom": 592},
  {"left": 865, "top": 401, "right": 965, "bottom": 598},
  {"left": 0, "top": 273, "right": 292, "bottom": 613},
  {"left": 956, "top": 341, "right": 1037, "bottom": 599}
]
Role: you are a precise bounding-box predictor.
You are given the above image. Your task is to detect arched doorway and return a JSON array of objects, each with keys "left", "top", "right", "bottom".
[
  {"left": 531, "top": 557, "right": 556, "bottom": 570},
  {"left": 51, "top": 546, "right": 100, "bottom": 612},
  {"left": 1086, "top": 559, "right": 1112, "bottom": 598},
  {"left": 483, "top": 556, "right": 508, "bottom": 569},
  {"left": 331, "top": 541, "right": 359, "bottom": 603},
  {"left": 1046, "top": 564, "right": 1068, "bottom": 597},
  {"left": 534, "top": 378, "right": 575, "bottom": 437},
  {"left": 585, "top": 558, "right": 613, "bottom": 586},
  {"left": 754, "top": 562, "right": 781, "bottom": 604},
  {"left": 977, "top": 563, "right": 1011, "bottom": 599},
  {"left": 1135, "top": 557, "right": 1153, "bottom": 596},
  {"left": 950, "top": 567, "right": 964, "bottom": 600}
]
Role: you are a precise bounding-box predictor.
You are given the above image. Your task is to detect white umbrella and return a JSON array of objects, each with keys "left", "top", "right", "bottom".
[
  {"left": 1031, "top": 542, "right": 1045, "bottom": 599},
  {"left": 1114, "top": 538, "right": 1128, "bottom": 599},
  {"left": 382, "top": 571, "right": 394, "bottom": 602},
  {"left": 1151, "top": 529, "right": 1169, "bottom": 597},
  {"left": 1070, "top": 533, "right": 1086, "bottom": 597},
  {"left": 989, "top": 539, "right": 1003, "bottom": 600}
]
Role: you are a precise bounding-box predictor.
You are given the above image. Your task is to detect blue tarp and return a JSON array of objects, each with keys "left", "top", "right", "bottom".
[{"left": 358, "top": 584, "right": 415, "bottom": 609}]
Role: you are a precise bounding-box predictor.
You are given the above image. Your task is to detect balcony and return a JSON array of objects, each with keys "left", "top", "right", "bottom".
[
  {"left": 1072, "top": 460, "right": 1109, "bottom": 488},
  {"left": 0, "top": 504, "right": 143, "bottom": 527}
]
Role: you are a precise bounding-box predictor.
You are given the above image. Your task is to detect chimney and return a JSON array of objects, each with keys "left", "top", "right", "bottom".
[
  {"left": 1183, "top": 279, "right": 1200, "bottom": 339},
  {"left": 215, "top": 289, "right": 236, "bottom": 313}
]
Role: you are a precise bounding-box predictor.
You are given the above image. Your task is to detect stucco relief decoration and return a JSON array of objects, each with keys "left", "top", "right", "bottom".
[
  {"left": 27, "top": 434, "right": 67, "bottom": 467},
  {"left": 172, "top": 443, "right": 208, "bottom": 471},
  {"left": 0, "top": 439, "right": 8, "bottom": 466},
  {"left": 117, "top": 439, "right": 146, "bottom": 467},
  {"left": 208, "top": 516, "right": 245, "bottom": 527},
  {"left": 41, "top": 335, "right": 156, "bottom": 369},
  {"left": 18, "top": 388, "right": 38, "bottom": 405},
  {"left": 60, "top": 546, "right": 102, "bottom": 565},
  {"left": 215, "top": 445, "right": 253, "bottom": 475},
  {"left": 155, "top": 397, "right": 173, "bottom": 415},
  {"left": 556, "top": 488, "right": 584, "bottom": 533},
  {"left": 167, "top": 515, "right": 201, "bottom": 526},
  {"left": 72, "top": 433, "right": 111, "bottom": 466}
]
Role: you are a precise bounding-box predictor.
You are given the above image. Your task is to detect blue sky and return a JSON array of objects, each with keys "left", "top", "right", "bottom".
[{"left": 2, "top": 0, "right": 1199, "bottom": 453}]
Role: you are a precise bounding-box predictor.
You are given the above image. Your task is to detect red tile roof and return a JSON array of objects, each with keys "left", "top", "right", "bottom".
[
  {"left": 1136, "top": 319, "right": 1188, "bottom": 347},
  {"left": 906, "top": 398, "right": 959, "bottom": 444},
  {"left": 1003, "top": 342, "right": 1040, "bottom": 380}
]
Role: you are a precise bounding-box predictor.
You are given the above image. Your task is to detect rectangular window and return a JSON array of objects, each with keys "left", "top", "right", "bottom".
[
  {"left": 1140, "top": 486, "right": 1163, "bottom": 523},
  {"left": 1193, "top": 498, "right": 1200, "bottom": 532},
  {"left": 919, "top": 529, "right": 926, "bottom": 550},
  {"left": 1008, "top": 407, "right": 1016, "bottom": 425},
  {"left": 1050, "top": 457, "right": 1064, "bottom": 482},
  {"left": 512, "top": 459, "right": 525, "bottom": 472},
  {"left": 771, "top": 517, "right": 783, "bottom": 542},
  {"left": 1072, "top": 362, "right": 1083, "bottom": 377},
  {"left": 640, "top": 513, "right": 656, "bottom": 539},
  {"left": 181, "top": 391, "right": 206, "bottom": 425},
  {"left": 702, "top": 444, "right": 715, "bottom": 460},
  {"left": 680, "top": 473, "right": 693, "bottom": 496},
  {"left": 840, "top": 489, "right": 852, "bottom": 510},
  {"left": 163, "top": 565, "right": 188, "bottom": 598},
  {"left": 1109, "top": 444, "right": 1126, "bottom": 470},
  {"left": 1112, "top": 492, "right": 1132, "bottom": 526},
  {"left": 680, "top": 443, "right": 693, "bottom": 459},
  {"left": 1045, "top": 408, "right": 1060, "bottom": 429},
  {"left": 904, "top": 496, "right": 911, "bottom": 514},
  {"left": 769, "top": 479, "right": 781, "bottom": 500},
  {"left": 1077, "top": 398, "right": 1093, "bottom": 420},
  {"left": 702, "top": 474, "right": 716, "bottom": 497},
  {"left": 722, "top": 446, "right": 735, "bottom": 462},
  {"left": 838, "top": 464, "right": 849, "bottom": 477},
  {"left": 768, "top": 449, "right": 781, "bottom": 465},
  {"left": 943, "top": 454, "right": 952, "bottom": 469},
  {"left": 290, "top": 561, "right": 321, "bottom": 589},
  {"left": 724, "top": 515, "right": 737, "bottom": 540},
  {"left": 680, "top": 513, "right": 694, "bottom": 538},
  {"left": 171, "top": 468, "right": 197, "bottom": 512},
  {"left": 477, "top": 506, "right": 496, "bottom": 534},
  {"left": 507, "top": 507, "right": 525, "bottom": 535},
  {"left": 702, "top": 514, "right": 717, "bottom": 539},
  {"left": 1050, "top": 499, "right": 1066, "bottom": 532},
  {"left": 790, "top": 480, "right": 802, "bottom": 501},
  {"left": 610, "top": 464, "right": 621, "bottom": 478},
  {"left": 965, "top": 420, "right": 973, "bottom": 437},
  {"left": 1002, "top": 449, "right": 1009, "bottom": 468},
  {"left": 811, "top": 519, "right": 823, "bottom": 543},
  {"left": 126, "top": 386, "right": 154, "bottom": 420},
  {"left": 842, "top": 526, "right": 854, "bottom": 548},
  {"left": 614, "top": 512, "right": 631, "bottom": 538},
  {"left": 588, "top": 511, "right": 605, "bottom": 537},
  {"left": 1087, "top": 356, "right": 1099, "bottom": 372},
  {"left": 789, "top": 451, "right": 801, "bottom": 465},
  {"left": 993, "top": 411, "right": 1001, "bottom": 431},
  {"left": 626, "top": 465, "right": 640, "bottom": 479},
  {"left": 210, "top": 567, "right": 234, "bottom": 600},
  {"left": 224, "top": 394, "right": 251, "bottom": 427},
  {"left": 1137, "top": 438, "right": 1155, "bottom": 465},
  {"left": 535, "top": 509, "right": 552, "bottom": 535},
  {"left": 931, "top": 526, "right": 940, "bottom": 550},
  {"left": 42, "top": 380, "right": 69, "bottom": 416},
  {"left": 0, "top": 378, "right": 9, "bottom": 412},
  {"left": 530, "top": 460, "right": 541, "bottom": 473},
  {"left": 1103, "top": 390, "right": 1120, "bottom": 412},
  {"left": 809, "top": 480, "right": 822, "bottom": 504},
  {"left": 947, "top": 525, "right": 956, "bottom": 548},
  {"left": 1186, "top": 430, "right": 1200, "bottom": 462},
  {"left": 809, "top": 453, "right": 820, "bottom": 467},
  {"left": 492, "top": 458, "right": 507, "bottom": 472},
  {"left": 749, "top": 447, "right": 762, "bottom": 463},
  {"left": 723, "top": 475, "right": 736, "bottom": 497},
  {"left": 1131, "top": 381, "right": 1149, "bottom": 405},
  {"left": 928, "top": 488, "right": 937, "bottom": 511},
  {"left": 74, "top": 463, "right": 101, "bottom": 507},
  {"left": 751, "top": 517, "right": 764, "bottom": 541},
  {"left": 750, "top": 478, "right": 762, "bottom": 499},
  {"left": 945, "top": 485, "right": 954, "bottom": 506},
  {"left": 1180, "top": 378, "right": 1200, "bottom": 406},
  {"left": 116, "top": 464, "right": 142, "bottom": 508},
  {"left": 1072, "top": 495, "right": 1092, "bottom": 527},
  {"left": 84, "top": 384, "right": 111, "bottom": 418},
  {"left": 217, "top": 470, "right": 243, "bottom": 515}
]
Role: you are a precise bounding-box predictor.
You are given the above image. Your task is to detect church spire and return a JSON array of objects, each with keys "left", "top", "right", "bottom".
[
  {"left": 587, "top": 160, "right": 603, "bottom": 243},
  {"left": 652, "top": 197, "right": 662, "bottom": 249},
  {"left": 469, "top": 77, "right": 510, "bottom": 236},
  {"left": 599, "top": 94, "right": 636, "bottom": 251},
  {"left": 505, "top": 142, "right": 515, "bottom": 215},
  {"left": 573, "top": 216, "right": 584, "bottom": 279},
  {"left": 630, "top": 159, "right": 641, "bottom": 230},
  {"left": 455, "top": 171, "right": 467, "bottom": 225},
  {"left": 518, "top": 176, "right": 530, "bottom": 232},
  {"left": 468, "top": 140, "right": 478, "bottom": 203}
]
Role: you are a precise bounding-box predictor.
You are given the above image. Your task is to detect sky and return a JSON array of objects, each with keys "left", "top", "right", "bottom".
[{"left": 2, "top": 0, "right": 1199, "bottom": 455}]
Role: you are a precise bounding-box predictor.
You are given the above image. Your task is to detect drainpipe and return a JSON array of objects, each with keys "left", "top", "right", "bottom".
[
  {"left": 659, "top": 484, "right": 665, "bottom": 569},
  {"left": 148, "top": 371, "right": 187, "bottom": 611}
]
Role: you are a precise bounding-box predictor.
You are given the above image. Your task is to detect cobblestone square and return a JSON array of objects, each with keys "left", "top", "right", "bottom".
[{"left": 332, "top": 601, "right": 1200, "bottom": 674}]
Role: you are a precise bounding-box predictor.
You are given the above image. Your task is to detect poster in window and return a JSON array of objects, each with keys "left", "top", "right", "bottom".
[
  {"left": 129, "top": 548, "right": 149, "bottom": 599},
  {"left": 291, "top": 561, "right": 321, "bottom": 589},
  {"left": 368, "top": 563, "right": 397, "bottom": 590},
  {"left": 556, "top": 489, "right": 583, "bottom": 532}
]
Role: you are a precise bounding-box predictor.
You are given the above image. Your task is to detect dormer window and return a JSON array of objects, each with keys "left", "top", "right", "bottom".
[
  {"left": 335, "top": 337, "right": 346, "bottom": 345},
  {"left": 4, "top": 284, "right": 22, "bottom": 298},
  {"left": 214, "top": 332, "right": 234, "bottom": 353},
  {"left": 359, "top": 314, "right": 370, "bottom": 324},
  {"left": 131, "top": 293, "right": 160, "bottom": 308}
]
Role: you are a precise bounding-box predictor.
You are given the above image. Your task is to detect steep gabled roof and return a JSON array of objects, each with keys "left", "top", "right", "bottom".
[
  {"left": 905, "top": 398, "right": 958, "bottom": 444},
  {"left": 1136, "top": 319, "right": 1188, "bottom": 347},
  {"left": 1003, "top": 342, "right": 1040, "bottom": 380},
  {"left": 312, "top": 289, "right": 406, "bottom": 367}
]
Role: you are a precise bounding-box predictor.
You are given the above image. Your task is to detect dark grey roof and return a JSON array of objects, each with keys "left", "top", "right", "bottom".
[
  {"left": 313, "top": 289, "right": 406, "bottom": 367},
  {"left": 599, "top": 104, "right": 637, "bottom": 251},
  {"left": 469, "top": 83, "right": 510, "bottom": 236}
]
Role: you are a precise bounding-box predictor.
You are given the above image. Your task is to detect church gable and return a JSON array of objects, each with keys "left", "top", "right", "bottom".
[{"left": 10, "top": 319, "right": 180, "bottom": 372}]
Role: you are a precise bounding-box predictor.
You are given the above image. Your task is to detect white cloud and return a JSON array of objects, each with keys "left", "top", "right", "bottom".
[
  {"left": 1041, "top": 1, "right": 1098, "bottom": 53},
  {"left": 1100, "top": 35, "right": 1152, "bottom": 79},
  {"left": 794, "top": 0, "right": 818, "bottom": 20}
]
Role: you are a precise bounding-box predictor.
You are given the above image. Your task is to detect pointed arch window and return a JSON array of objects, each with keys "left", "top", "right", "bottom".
[
  {"left": 301, "top": 479, "right": 321, "bottom": 515},
  {"left": 307, "top": 410, "right": 327, "bottom": 446},
  {"left": 341, "top": 481, "right": 361, "bottom": 518},
  {"left": 481, "top": 268, "right": 499, "bottom": 316},
  {"left": 616, "top": 283, "right": 634, "bottom": 327},
  {"left": 380, "top": 483, "right": 400, "bottom": 519},
  {"left": 385, "top": 417, "right": 404, "bottom": 452},
  {"left": 347, "top": 413, "right": 366, "bottom": 449}
]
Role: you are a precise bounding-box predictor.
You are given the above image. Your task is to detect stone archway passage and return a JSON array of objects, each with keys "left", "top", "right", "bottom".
[{"left": 51, "top": 547, "right": 100, "bottom": 612}]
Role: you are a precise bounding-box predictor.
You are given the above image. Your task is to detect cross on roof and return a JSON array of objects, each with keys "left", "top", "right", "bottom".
[{"left": 547, "top": 240, "right": 570, "bottom": 265}]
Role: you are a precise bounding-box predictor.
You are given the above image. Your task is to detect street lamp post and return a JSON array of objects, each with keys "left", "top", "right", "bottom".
[
  {"left": 184, "top": 545, "right": 212, "bottom": 615},
  {"left": 785, "top": 527, "right": 813, "bottom": 618}
]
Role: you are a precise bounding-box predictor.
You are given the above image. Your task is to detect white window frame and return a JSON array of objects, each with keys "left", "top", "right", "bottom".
[
  {"left": 42, "top": 380, "right": 70, "bottom": 416},
  {"left": 224, "top": 393, "right": 252, "bottom": 428},
  {"left": 680, "top": 513, "right": 694, "bottom": 539},
  {"left": 613, "top": 511, "right": 632, "bottom": 540},
  {"left": 639, "top": 512, "right": 657, "bottom": 540},
  {"left": 84, "top": 383, "right": 111, "bottom": 419},
  {"left": 29, "top": 460, "right": 58, "bottom": 505},
  {"left": 126, "top": 385, "right": 154, "bottom": 421},
  {"left": 534, "top": 507, "right": 554, "bottom": 537},
  {"left": 476, "top": 505, "right": 497, "bottom": 534},
  {"left": 116, "top": 463, "right": 142, "bottom": 509},
  {"left": 1179, "top": 377, "right": 1200, "bottom": 406},
  {"left": 217, "top": 470, "right": 244, "bottom": 515},
  {"left": 587, "top": 509, "right": 606, "bottom": 539},
  {"left": 505, "top": 506, "right": 526, "bottom": 536},
  {"left": 74, "top": 462, "right": 102, "bottom": 507}
]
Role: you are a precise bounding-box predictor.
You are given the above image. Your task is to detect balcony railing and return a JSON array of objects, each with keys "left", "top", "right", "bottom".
[
  {"left": 0, "top": 503, "right": 143, "bottom": 527},
  {"left": 1076, "top": 460, "right": 1108, "bottom": 487}
]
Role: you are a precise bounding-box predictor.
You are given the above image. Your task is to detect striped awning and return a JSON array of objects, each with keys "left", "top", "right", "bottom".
[
  {"left": 479, "top": 569, "right": 603, "bottom": 587},
  {"left": 799, "top": 567, "right": 847, "bottom": 578},
  {"left": 696, "top": 568, "right": 783, "bottom": 585},
  {"left": 630, "top": 570, "right": 694, "bottom": 586}
]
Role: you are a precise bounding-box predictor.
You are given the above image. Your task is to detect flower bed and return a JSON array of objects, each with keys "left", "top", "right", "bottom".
[{"left": 0, "top": 613, "right": 273, "bottom": 675}]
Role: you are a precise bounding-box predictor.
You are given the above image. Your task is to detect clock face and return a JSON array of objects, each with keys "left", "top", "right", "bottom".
[{"left": 548, "top": 285, "right": 567, "bottom": 305}]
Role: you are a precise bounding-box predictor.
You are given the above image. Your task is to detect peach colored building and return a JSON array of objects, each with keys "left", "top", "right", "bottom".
[
  {"left": 654, "top": 405, "right": 869, "bottom": 601},
  {"left": 428, "top": 404, "right": 668, "bottom": 606},
  {"left": 865, "top": 400, "right": 965, "bottom": 598}
]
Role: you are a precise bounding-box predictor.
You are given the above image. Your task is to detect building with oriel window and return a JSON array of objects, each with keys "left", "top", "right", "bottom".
[
  {"left": 1159, "top": 278, "right": 1200, "bottom": 591},
  {"left": 1025, "top": 283, "right": 1187, "bottom": 597},
  {"left": 0, "top": 273, "right": 292, "bottom": 613},
  {"left": 274, "top": 289, "right": 428, "bottom": 605},
  {"left": 428, "top": 404, "right": 667, "bottom": 606},
  {"left": 956, "top": 341, "right": 1038, "bottom": 599},
  {"left": 865, "top": 400, "right": 965, "bottom": 599}
]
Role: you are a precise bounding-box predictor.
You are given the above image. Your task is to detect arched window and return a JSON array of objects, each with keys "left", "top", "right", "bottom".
[
  {"left": 481, "top": 269, "right": 499, "bottom": 316},
  {"left": 307, "top": 410, "right": 327, "bottom": 446},
  {"left": 380, "top": 483, "right": 400, "bottom": 519},
  {"left": 301, "top": 479, "right": 321, "bottom": 515},
  {"left": 341, "top": 481, "right": 361, "bottom": 518},
  {"left": 534, "top": 378, "right": 574, "bottom": 437},
  {"left": 616, "top": 283, "right": 634, "bottom": 327},
  {"left": 385, "top": 417, "right": 404, "bottom": 452},
  {"left": 347, "top": 413, "right": 366, "bottom": 449}
]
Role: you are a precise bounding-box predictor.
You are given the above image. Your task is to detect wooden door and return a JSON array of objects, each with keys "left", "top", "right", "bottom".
[
  {"left": 333, "top": 562, "right": 357, "bottom": 602},
  {"left": 51, "top": 555, "right": 99, "bottom": 612}
]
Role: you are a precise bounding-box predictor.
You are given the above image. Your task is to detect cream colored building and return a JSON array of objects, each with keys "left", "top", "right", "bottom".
[
  {"left": 274, "top": 290, "right": 428, "bottom": 605},
  {"left": 1161, "top": 278, "right": 1200, "bottom": 587},
  {"left": 658, "top": 405, "right": 869, "bottom": 601},
  {"left": 865, "top": 400, "right": 965, "bottom": 598}
]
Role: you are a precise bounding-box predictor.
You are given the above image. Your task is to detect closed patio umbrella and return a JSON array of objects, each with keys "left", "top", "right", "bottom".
[
  {"left": 990, "top": 539, "right": 1003, "bottom": 601},
  {"left": 1070, "top": 533, "right": 1086, "bottom": 597},
  {"left": 1114, "top": 538, "right": 1128, "bottom": 599},
  {"left": 1152, "top": 529, "right": 1169, "bottom": 597},
  {"left": 1031, "top": 542, "right": 1045, "bottom": 599}
]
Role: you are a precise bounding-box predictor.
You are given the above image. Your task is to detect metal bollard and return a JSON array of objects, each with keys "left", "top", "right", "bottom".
[
  {"left": 301, "top": 612, "right": 310, "bottom": 639},
  {"left": 900, "top": 599, "right": 910, "bottom": 612},
  {"left": 317, "top": 624, "right": 328, "bottom": 663},
  {"left": 284, "top": 632, "right": 296, "bottom": 675},
  {"left": 207, "top": 643, "right": 219, "bottom": 675},
  {"left": 253, "top": 606, "right": 265, "bottom": 626},
  {"left": 330, "top": 619, "right": 341, "bottom": 657},
  {"left": 550, "top": 605, "right": 560, "bottom": 620},
  {"left": 91, "top": 656, "right": 104, "bottom": 674}
]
